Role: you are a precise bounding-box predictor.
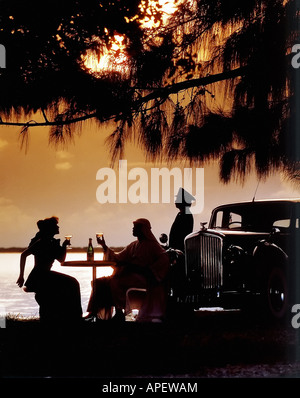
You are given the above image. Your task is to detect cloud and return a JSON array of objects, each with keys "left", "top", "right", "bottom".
[
  {"left": 55, "top": 161, "right": 72, "bottom": 170},
  {"left": 0, "top": 197, "right": 11, "bottom": 206},
  {"left": 0, "top": 197, "right": 32, "bottom": 247},
  {"left": 56, "top": 150, "right": 74, "bottom": 160},
  {"left": 0, "top": 138, "right": 8, "bottom": 150},
  {"left": 54, "top": 151, "right": 74, "bottom": 170}
]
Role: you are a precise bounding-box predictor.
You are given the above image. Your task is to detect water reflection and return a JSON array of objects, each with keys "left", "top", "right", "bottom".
[{"left": 0, "top": 252, "right": 112, "bottom": 317}]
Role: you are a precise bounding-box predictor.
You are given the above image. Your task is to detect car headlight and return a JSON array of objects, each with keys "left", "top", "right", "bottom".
[{"left": 226, "top": 245, "right": 245, "bottom": 263}]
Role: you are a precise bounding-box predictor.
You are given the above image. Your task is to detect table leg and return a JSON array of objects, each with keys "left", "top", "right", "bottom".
[{"left": 92, "top": 266, "right": 97, "bottom": 321}]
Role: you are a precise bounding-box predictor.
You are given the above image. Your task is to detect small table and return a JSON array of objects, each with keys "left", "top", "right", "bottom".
[{"left": 62, "top": 260, "right": 116, "bottom": 320}]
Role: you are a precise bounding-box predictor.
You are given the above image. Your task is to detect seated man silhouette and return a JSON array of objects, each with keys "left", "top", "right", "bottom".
[{"left": 86, "top": 218, "right": 170, "bottom": 322}]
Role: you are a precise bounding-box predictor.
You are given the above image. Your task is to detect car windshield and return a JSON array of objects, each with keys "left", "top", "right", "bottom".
[{"left": 210, "top": 202, "right": 297, "bottom": 232}]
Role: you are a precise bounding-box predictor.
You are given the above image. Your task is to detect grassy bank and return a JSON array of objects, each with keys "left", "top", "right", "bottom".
[{"left": 1, "top": 311, "right": 300, "bottom": 378}]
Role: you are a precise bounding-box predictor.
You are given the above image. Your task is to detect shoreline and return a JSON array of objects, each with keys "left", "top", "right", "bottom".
[{"left": 0, "top": 247, "right": 125, "bottom": 253}]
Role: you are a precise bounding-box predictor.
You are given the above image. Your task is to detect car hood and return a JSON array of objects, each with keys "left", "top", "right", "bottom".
[
  {"left": 185, "top": 228, "right": 270, "bottom": 252},
  {"left": 186, "top": 228, "right": 269, "bottom": 239}
]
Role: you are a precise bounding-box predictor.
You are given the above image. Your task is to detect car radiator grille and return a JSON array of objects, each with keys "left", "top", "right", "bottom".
[{"left": 185, "top": 233, "right": 223, "bottom": 290}]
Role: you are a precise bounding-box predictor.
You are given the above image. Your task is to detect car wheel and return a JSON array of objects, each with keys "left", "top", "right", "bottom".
[
  {"left": 166, "top": 296, "right": 195, "bottom": 324},
  {"left": 266, "top": 266, "right": 288, "bottom": 320}
]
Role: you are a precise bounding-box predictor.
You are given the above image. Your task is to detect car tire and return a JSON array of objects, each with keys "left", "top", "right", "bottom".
[
  {"left": 265, "top": 266, "right": 288, "bottom": 320},
  {"left": 166, "top": 296, "right": 195, "bottom": 324}
]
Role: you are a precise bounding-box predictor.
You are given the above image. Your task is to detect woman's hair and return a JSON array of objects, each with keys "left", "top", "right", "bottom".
[
  {"left": 28, "top": 217, "right": 59, "bottom": 246},
  {"left": 37, "top": 216, "right": 59, "bottom": 236}
]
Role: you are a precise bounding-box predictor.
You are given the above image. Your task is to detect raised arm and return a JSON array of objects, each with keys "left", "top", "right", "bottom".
[{"left": 56, "top": 239, "right": 69, "bottom": 263}]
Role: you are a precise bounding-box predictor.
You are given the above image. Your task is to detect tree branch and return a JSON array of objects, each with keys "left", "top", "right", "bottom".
[
  {"left": 135, "top": 66, "right": 246, "bottom": 105},
  {"left": 0, "top": 112, "right": 99, "bottom": 127},
  {"left": 0, "top": 66, "right": 246, "bottom": 128}
]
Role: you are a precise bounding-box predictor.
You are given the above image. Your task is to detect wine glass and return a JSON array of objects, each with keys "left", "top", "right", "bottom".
[
  {"left": 64, "top": 234, "right": 73, "bottom": 250},
  {"left": 96, "top": 232, "right": 103, "bottom": 247}
]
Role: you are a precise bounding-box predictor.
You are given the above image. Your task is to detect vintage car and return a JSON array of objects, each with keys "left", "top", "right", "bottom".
[{"left": 176, "top": 199, "right": 300, "bottom": 319}]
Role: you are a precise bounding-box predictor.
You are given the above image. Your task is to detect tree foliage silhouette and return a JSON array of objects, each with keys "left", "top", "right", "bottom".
[{"left": 0, "top": 0, "right": 298, "bottom": 182}]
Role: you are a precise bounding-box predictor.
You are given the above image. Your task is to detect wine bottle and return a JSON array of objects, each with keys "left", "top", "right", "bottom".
[{"left": 87, "top": 238, "right": 94, "bottom": 261}]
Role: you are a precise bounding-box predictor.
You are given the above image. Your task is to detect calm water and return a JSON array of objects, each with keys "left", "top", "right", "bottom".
[{"left": 0, "top": 252, "right": 113, "bottom": 317}]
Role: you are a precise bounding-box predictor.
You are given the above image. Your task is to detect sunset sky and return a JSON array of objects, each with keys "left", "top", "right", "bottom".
[
  {"left": 0, "top": 1, "right": 297, "bottom": 249},
  {"left": 0, "top": 119, "right": 299, "bottom": 249}
]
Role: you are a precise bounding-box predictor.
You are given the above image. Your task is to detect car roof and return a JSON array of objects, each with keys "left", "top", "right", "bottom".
[{"left": 212, "top": 198, "right": 300, "bottom": 211}]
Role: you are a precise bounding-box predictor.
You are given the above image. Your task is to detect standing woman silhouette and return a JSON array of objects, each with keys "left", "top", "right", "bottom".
[{"left": 17, "top": 217, "right": 82, "bottom": 324}]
